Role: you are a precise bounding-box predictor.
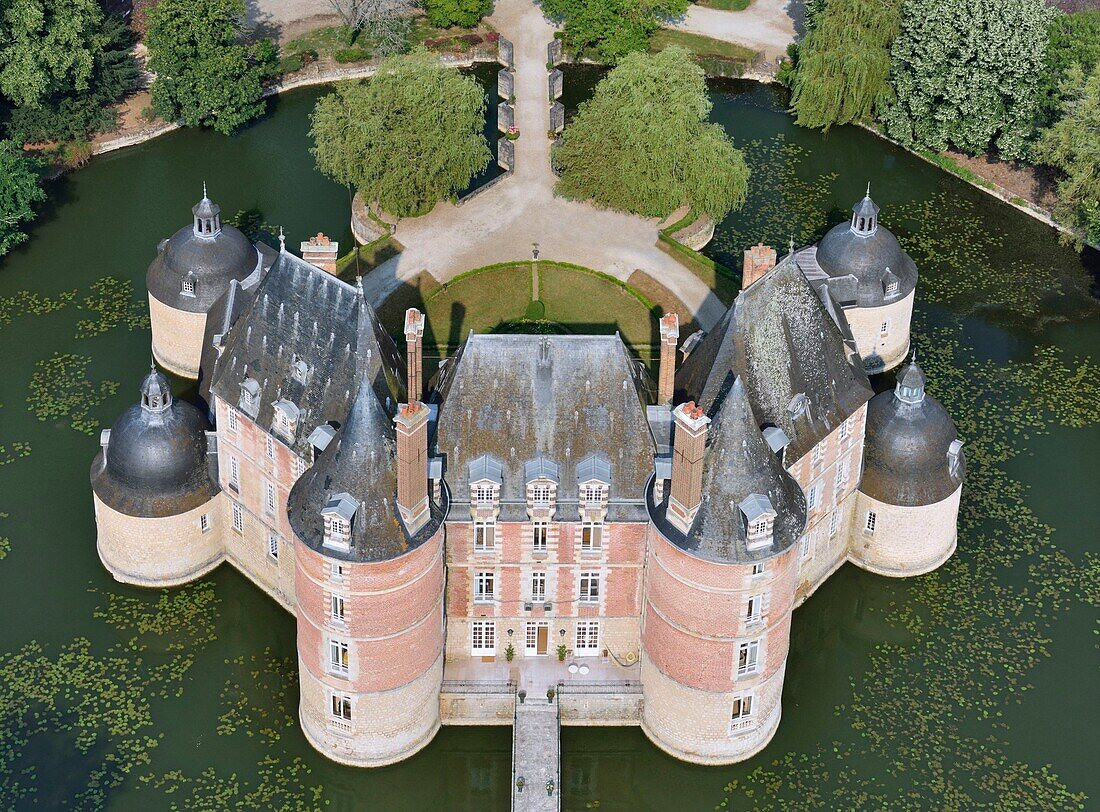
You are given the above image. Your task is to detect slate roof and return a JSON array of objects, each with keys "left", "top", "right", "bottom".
[
  {"left": 90, "top": 369, "right": 219, "bottom": 518},
  {"left": 861, "top": 362, "right": 965, "bottom": 506},
  {"left": 146, "top": 200, "right": 267, "bottom": 313},
  {"left": 208, "top": 251, "right": 404, "bottom": 458},
  {"left": 433, "top": 334, "right": 656, "bottom": 522},
  {"left": 286, "top": 298, "right": 443, "bottom": 563},
  {"left": 675, "top": 257, "right": 874, "bottom": 464},
  {"left": 796, "top": 193, "right": 918, "bottom": 308},
  {"left": 649, "top": 376, "right": 806, "bottom": 563}
]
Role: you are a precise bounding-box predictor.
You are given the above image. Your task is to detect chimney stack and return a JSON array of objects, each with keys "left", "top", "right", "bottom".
[
  {"left": 742, "top": 243, "right": 777, "bottom": 290},
  {"left": 667, "top": 401, "right": 711, "bottom": 533},
  {"left": 657, "top": 313, "right": 679, "bottom": 405},
  {"left": 301, "top": 233, "right": 339, "bottom": 274},
  {"left": 394, "top": 402, "right": 430, "bottom": 534},
  {"left": 405, "top": 308, "right": 425, "bottom": 402}
]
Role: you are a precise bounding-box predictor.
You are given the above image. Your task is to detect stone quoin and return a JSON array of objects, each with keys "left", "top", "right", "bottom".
[{"left": 93, "top": 186, "right": 963, "bottom": 768}]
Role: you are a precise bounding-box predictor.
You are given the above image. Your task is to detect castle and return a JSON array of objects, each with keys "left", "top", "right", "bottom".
[{"left": 91, "top": 188, "right": 963, "bottom": 768}]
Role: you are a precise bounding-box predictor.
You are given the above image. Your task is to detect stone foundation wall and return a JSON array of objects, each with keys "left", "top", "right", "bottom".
[
  {"left": 93, "top": 492, "right": 224, "bottom": 587},
  {"left": 849, "top": 486, "right": 961, "bottom": 577},
  {"left": 148, "top": 293, "right": 207, "bottom": 379},
  {"left": 440, "top": 690, "right": 515, "bottom": 725},
  {"left": 844, "top": 291, "right": 914, "bottom": 374},
  {"left": 559, "top": 690, "right": 642, "bottom": 725}
]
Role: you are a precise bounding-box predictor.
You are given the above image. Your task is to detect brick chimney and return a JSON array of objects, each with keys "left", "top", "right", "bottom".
[
  {"left": 667, "top": 401, "right": 711, "bottom": 534},
  {"left": 657, "top": 313, "right": 679, "bottom": 406},
  {"left": 742, "top": 243, "right": 777, "bottom": 290},
  {"left": 301, "top": 232, "right": 339, "bottom": 274},
  {"left": 394, "top": 402, "right": 430, "bottom": 533},
  {"left": 405, "top": 308, "right": 425, "bottom": 402}
]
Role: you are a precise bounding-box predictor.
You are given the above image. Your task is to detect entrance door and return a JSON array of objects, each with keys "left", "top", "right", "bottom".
[{"left": 526, "top": 621, "right": 549, "bottom": 655}]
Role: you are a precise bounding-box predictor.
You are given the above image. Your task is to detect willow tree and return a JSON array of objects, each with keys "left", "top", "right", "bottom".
[
  {"left": 789, "top": 0, "right": 901, "bottom": 130},
  {"left": 310, "top": 50, "right": 491, "bottom": 218},
  {"left": 553, "top": 47, "right": 749, "bottom": 222}
]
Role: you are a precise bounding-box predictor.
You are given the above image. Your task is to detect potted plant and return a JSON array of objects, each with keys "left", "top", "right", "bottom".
[
  {"left": 505, "top": 643, "right": 515, "bottom": 661},
  {"left": 506, "top": 125, "right": 520, "bottom": 141},
  {"left": 546, "top": 687, "right": 556, "bottom": 703},
  {"left": 556, "top": 643, "right": 568, "bottom": 662}
]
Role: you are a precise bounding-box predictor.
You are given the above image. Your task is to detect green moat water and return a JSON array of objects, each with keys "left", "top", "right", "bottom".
[{"left": 0, "top": 69, "right": 1096, "bottom": 810}]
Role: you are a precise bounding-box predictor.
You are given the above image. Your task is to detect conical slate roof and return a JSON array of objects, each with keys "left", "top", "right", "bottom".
[
  {"left": 861, "top": 361, "right": 965, "bottom": 506},
  {"left": 90, "top": 368, "right": 218, "bottom": 518},
  {"left": 650, "top": 376, "right": 806, "bottom": 563}
]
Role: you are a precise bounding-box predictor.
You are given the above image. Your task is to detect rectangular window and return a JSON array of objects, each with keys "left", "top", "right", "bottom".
[
  {"left": 329, "top": 639, "right": 349, "bottom": 676},
  {"left": 581, "top": 484, "right": 603, "bottom": 505},
  {"left": 293, "top": 456, "right": 306, "bottom": 479},
  {"left": 530, "top": 483, "right": 551, "bottom": 506},
  {"left": 886, "top": 280, "right": 899, "bottom": 296},
  {"left": 232, "top": 502, "right": 244, "bottom": 533},
  {"left": 811, "top": 443, "right": 826, "bottom": 466},
  {"left": 737, "top": 640, "right": 760, "bottom": 676},
  {"left": 330, "top": 594, "right": 346, "bottom": 624},
  {"left": 267, "top": 534, "right": 279, "bottom": 561},
  {"left": 471, "top": 620, "right": 496, "bottom": 655},
  {"left": 229, "top": 456, "right": 240, "bottom": 492},
  {"left": 575, "top": 620, "right": 600, "bottom": 655},
  {"left": 330, "top": 693, "right": 352, "bottom": 721},
  {"left": 751, "top": 562, "right": 766, "bottom": 577},
  {"left": 865, "top": 510, "right": 877, "bottom": 535},
  {"left": 835, "top": 458, "right": 850, "bottom": 496},
  {"left": 807, "top": 483, "right": 821, "bottom": 511},
  {"left": 578, "top": 571, "right": 601, "bottom": 604},
  {"left": 473, "top": 484, "right": 494, "bottom": 505},
  {"left": 532, "top": 521, "right": 548, "bottom": 552},
  {"left": 746, "top": 594, "right": 763, "bottom": 624},
  {"left": 828, "top": 508, "right": 839, "bottom": 537},
  {"left": 474, "top": 571, "right": 495, "bottom": 603},
  {"left": 199, "top": 513, "right": 210, "bottom": 533},
  {"left": 800, "top": 534, "right": 815, "bottom": 562},
  {"left": 329, "top": 562, "right": 345, "bottom": 581},
  {"left": 581, "top": 522, "right": 603, "bottom": 552},
  {"left": 265, "top": 435, "right": 275, "bottom": 460},
  {"left": 265, "top": 482, "right": 277, "bottom": 515},
  {"left": 880, "top": 320, "right": 890, "bottom": 336},
  {"left": 730, "top": 690, "right": 756, "bottom": 721},
  {"left": 473, "top": 521, "right": 495, "bottom": 552},
  {"left": 227, "top": 407, "right": 239, "bottom": 432},
  {"left": 530, "top": 571, "right": 546, "bottom": 601},
  {"left": 838, "top": 418, "right": 850, "bottom": 441}
]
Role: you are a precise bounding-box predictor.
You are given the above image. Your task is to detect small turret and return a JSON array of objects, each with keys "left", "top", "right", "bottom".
[
  {"left": 849, "top": 184, "right": 880, "bottom": 237},
  {"left": 192, "top": 183, "right": 223, "bottom": 238}
]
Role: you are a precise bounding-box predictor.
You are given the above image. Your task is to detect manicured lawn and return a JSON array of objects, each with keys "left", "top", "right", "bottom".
[
  {"left": 650, "top": 29, "right": 759, "bottom": 64},
  {"left": 376, "top": 262, "right": 660, "bottom": 370},
  {"left": 695, "top": 0, "right": 753, "bottom": 10}
]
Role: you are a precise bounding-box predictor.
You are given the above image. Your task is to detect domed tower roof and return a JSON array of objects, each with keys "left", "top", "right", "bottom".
[
  {"left": 146, "top": 186, "right": 259, "bottom": 314},
  {"left": 91, "top": 365, "right": 219, "bottom": 518},
  {"left": 814, "top": 185, "right": 918, "bottom": 308},
  {"left": 861, "top": 360, "right": 965, "bottom": 506}
]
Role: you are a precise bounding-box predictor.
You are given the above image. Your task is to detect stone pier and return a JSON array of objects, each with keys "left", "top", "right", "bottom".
[{"left": 512, "top": 693, "right": 561, "bottom": 812}]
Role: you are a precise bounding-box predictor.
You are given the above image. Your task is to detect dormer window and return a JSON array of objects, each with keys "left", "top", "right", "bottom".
[
  {"left": 468, "top": 455, "right": 503, "bottom": 513},
  {"left": 239, "top": 377, "right": 260, "bottom": 416},
  {"left": 885, "top": 279, "right": 899, "bottom": 297},
  {"left": 581, "top": 484, "right": 603, "bottom": 505},
  {"left": 787, "top": 392, "right": 810, "bottom": 421},
  {"left": 530, "top": 483, "right": 552, "bottom": 506},
  {"left": 272, "top": 399, "right": 300, "bottom": 442},
  {"left": 576, "top": 455, "right": 611, "bottom": 517},
  {"left": 739, "top": 493, "right": 777, "bottom": 552},
  {"left": 181, "top": 274, "right": 196, "bottom": 297},
  {"left": 948, "top": 438, "right": 964, "bottom": 476},
  {"left": 291, "top": 357, "right": 310, "bottom": 385},
  {"left": 473, "top": 484, "right": 496, "bottom": 506},
  {"left": 322, "top": 492, "right": 358, "bottom": 552},
  {"left": 524, "top": 456, "right": 559, "bottom": 512}
]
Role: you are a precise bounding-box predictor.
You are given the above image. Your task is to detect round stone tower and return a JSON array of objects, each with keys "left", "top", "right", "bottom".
[
  {"left": 642, "top": 380, "right": 807, "bottom": 764},
  {"left": 813, "top": 187, "right": 918, "bottom": 374},
  {"left": 147, "top": 188, "right": 260, "bottom": 378},
  {"left": 90, "top": 366, "right": 223, "bottom": 586},
  {"left": 287, "top": 301, "right": 446, "bottom": 768},
  {"left": 850, "top": 361, "right": 965, "bottom": 576}
]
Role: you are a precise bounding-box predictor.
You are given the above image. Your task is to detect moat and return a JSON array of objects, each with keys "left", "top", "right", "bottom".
[{"left": 0, "top": 70, "right": 1096, "bottom": 810}]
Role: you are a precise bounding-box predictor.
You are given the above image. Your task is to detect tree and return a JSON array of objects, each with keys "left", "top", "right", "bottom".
[
  {"left": 325, "top": 0, "right": 417, "bottom": 52},
  {"left": 552, "top": 47, "right": 748, "bottom": 221},
  {"left": 1036, "top": 10, "right": 1100, "bottom": 127},
  {"left": 309, "top": 50, "right": 491, "bottom": 218},
  {"left": 0, "top": 141, "right": 45, "bottom": 256},
  {"left": 5, "top": 14, "right": 138, "bottom": 144},
  {"left": 146, "top": 0, "right": 278, "bottom": 135},
  {"left": 789, "top": 0, "right": 901, "bottom": 130},
  {"left": 540, "top": 0, "right": 689, "bottom": 63},
  {"left": 1033, "top": 64, "right": 1100, "bottom": 246},
  {"left": 880, "top": 0, "right": 1055, "bottom": 160},
  {"left": 0, "top": 0, "right": 107, "bottom": 109},
  {"left": 424, "top": 0, "right": 494, "bottom": 28}
]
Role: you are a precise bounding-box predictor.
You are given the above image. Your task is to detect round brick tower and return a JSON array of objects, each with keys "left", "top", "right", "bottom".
[
  {"left": 642, "top": 381, "right": 807, "bottom": 763},
  {"left": 90, "top": 366, "right": 223, "bottom": 586},
  {"left": 850, "top": 361, "right": 965, "bottom": 576},
  {"left": 147, "top": 188, "right": 261, "bottom": 378},
  {"left": 287, "top": 299, "right": 447, "bottom": 767}
]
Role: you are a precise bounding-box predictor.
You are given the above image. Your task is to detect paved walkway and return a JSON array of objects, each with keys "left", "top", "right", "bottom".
[
  {"left": 361, "top": 0, "right": 728, "bottom": 330},
  {"left": 670, "top": 0, "right": 803, "bottom": 63},
  {"left": 512, "top": 695, "right": 561, "bottom": 812}
]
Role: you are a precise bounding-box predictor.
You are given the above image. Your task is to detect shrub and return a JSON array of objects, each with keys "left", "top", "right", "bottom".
[
  {"left": 279, "top": 53, "right": 306, "bottom": 74},
  {"left": 334, "top": 48, "right": 372, "bottom": 63},
  {"left": 424, "top": 0, "right": 494, "bottom": 29}
]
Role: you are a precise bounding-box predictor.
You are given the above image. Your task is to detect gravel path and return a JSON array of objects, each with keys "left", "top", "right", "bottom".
[
  {"left": 670, "top": 0, "right": 803, "bottom": 62},
  {"left": 362, "top": 0, "right": 728, "bottom": 330}
]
